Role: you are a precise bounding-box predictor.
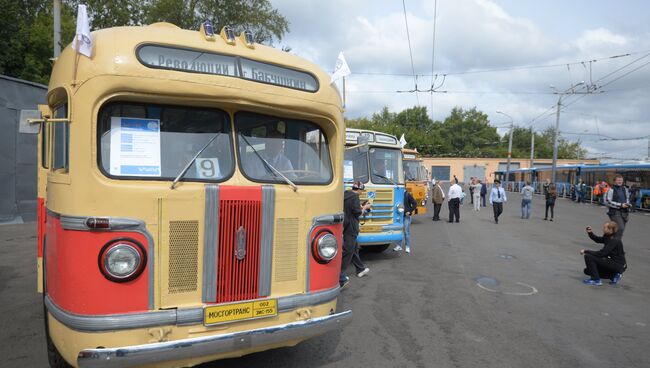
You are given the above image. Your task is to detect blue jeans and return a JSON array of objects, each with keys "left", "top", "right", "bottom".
[
  {"left": 397, "top": 215, "right": 412, "bottom": 248},
  {"left": 521, "top": 199, "right": 531, "bottom": 219}
]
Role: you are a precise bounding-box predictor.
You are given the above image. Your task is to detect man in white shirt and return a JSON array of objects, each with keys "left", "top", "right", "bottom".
[
  {"left": 447, "top": 178, "right": 463, "bottom": 223},
  {"left": 490, "top": 179, "right": 507, "bottom": 224}
]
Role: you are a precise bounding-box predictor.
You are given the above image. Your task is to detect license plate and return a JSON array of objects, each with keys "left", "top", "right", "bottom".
[
  {"left": 203, "top": 299, "right": 277, "bottom": 326},
  {"left": 360, "top": 225, "right": 383, "bottom": 233}
]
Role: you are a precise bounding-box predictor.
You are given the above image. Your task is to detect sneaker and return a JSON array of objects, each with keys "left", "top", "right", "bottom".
[
  {"left": 543, "top": 218, "right": 548, "bottom": 221},
  {"left": 393, "top": 245, "right": 403, "bottom": 251},
  {"left": 405, "top": 246, "right": 411, "bottom": 253},
  {"left": 582, "top": 278, "right": 603, "bottom": 286},
  {"left": 550, "top": 218, "right": 553, "bottom": 222},
  {"left": 357, "top": 268, "right": 370, "bottom": 278},
  {"left": 340, "top": 276, "right": 350, "bottom": 289},
  {"left": 610, "top": 273, "right": 622, "bottom": 285}
]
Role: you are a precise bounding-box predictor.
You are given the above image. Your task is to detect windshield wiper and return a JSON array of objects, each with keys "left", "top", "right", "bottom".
[
  {"left": 239, "top": 133, "right": 298, "bottom": 192},
  {"left": 372, "top": 172, "right": 398, "bottom": 186},
  {"left": 170, "top": 132, "right": 221, "bottom": 190}
]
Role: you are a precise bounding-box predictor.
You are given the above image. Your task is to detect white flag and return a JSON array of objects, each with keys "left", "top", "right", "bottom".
[
  {"left": 330, "top": 51, "right": 351, "bottom": 84},
  {"left": 399, "top": 134, "right": 407, "bottom": 148},
  {"left": 72, "top": 5, "right": 93, "bottom": 58}
]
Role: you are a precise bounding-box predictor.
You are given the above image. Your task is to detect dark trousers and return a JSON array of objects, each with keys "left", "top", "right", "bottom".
[
  {"left": 583, "top": 254, "right": 624, "bottom": 280},
  {"left": 481, "top": 194, "right": 486, "bottom": 207},
  {"left": 432, "top": 203, "right": 442, "bottom": 220},
  {"left": 340, "top": 234, "right": 363, "bottom": 283},
  {"left": 492, "top": 202, "right": 503, "bottom": 221},
  {"left": 448, "top": 198, "right": 460, "bottom": 222},
  {"left": 470, "top": 191, "right": 474, "bottom": 204},
  {"left": 545, "top": 202, "right": 555, "bottom": 219},
  {"left": 608, "top": 210, "right": 628, "bottom": 238}
]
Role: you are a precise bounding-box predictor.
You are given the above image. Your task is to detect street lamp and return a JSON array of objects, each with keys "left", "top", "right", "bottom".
[
  {"left": 550, "top": 81, "right": 585, "bottom": 183},
  {"left": 496, "top": 110, "right": 514, "bottom": 188}
]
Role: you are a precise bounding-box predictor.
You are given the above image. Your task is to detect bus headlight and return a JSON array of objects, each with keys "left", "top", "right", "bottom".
[
  {"left": 312, "top": 231, "right": 338, "bottom": 264},
  {"left": 99, "top": 240, "right": 146, "bottom": 282},
  {"left": 397, "top": 203, "right": 405, "bottom": 213}
]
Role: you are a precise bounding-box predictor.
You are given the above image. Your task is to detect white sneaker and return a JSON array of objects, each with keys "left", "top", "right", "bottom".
[
  {"left": 405, "top": 247, "right": 411, "bottom": 253},
  {"left": 393, "top": 245, "right": 403, "bottom": 251},
  {"left": 357, "top": 268, "right": 370, "bottom": 278}
]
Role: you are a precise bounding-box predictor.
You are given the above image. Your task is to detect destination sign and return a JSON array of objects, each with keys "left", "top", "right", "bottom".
[{"left": 137, "top": 44, "right": 319, "bottom": 92}]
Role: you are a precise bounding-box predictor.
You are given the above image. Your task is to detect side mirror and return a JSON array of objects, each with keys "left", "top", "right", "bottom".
[{"left": 19, "top": 110, "right": 41, "bottom": 134}]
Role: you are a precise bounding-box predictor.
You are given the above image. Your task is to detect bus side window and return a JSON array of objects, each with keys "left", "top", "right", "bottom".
[{"left": 52, "top": 104, "right": 70, "bottom": 172}]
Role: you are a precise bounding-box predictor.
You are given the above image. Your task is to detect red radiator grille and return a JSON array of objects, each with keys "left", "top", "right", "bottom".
[{"left": 216, "top": 196, "right": 262, "bottom": 303}]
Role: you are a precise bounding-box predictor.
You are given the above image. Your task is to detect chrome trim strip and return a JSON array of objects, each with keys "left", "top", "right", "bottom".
[
  {"left": 55, "top": 212, "right": 155, "bottom": 310},
  {"left": 77, "top": 310, "right": 352, "bottom": 368},
  {"left": 202, "top": 184, "right": 219, "bottom": 303},
  {"left": 45, "top": 286, "right": 340, "bottom": 332},
  {"left": 259, "top": 185, "right": 275, "bottom": 297}
]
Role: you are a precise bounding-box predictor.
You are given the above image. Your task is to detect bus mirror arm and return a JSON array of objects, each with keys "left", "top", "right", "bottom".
[{"left": 171, "top": 132, "right": 221, "bottom": 189}]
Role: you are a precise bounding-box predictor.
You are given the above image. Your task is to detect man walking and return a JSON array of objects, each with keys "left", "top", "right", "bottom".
[
  {"left": 480, "top": 179, "right": 487, "bottom": 207},
  {"left": 431, "top": 179, "right": 445, "bottom": 221},
  {"left": 490, "top": 179, "right": 507, "bottom": 224},
  {"left": 394, "top": 190, "right": 418, "bottom": 253},
  {"left": 339, "top": 181, "right": 372, "bottom": 288},
  {"left": 520, "top": 181, "right": 533, "bottom": 219},
  {"left": 606, "top": 174, "right": 631, "bottom": 238},
  {"left": 448, "top": 178, "right": 462, "bottom": 223}
]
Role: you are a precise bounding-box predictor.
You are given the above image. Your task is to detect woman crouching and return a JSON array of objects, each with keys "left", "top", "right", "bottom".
[{"left": 580, "top": 221, "right": 627, "bottom": 286}]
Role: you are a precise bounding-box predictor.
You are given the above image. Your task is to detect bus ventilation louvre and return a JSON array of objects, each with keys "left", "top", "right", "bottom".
[{"left": 216, "top": 187, "right": 262, "bottom": 303}]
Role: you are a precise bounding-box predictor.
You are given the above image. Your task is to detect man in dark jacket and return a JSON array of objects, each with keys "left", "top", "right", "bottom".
[
  {"left": 605, "top": 174, "right": 631, "bottom": 238},
  {"left": 340, "top": 182, "right": 372, "bottom": 288},
  {"left": 580, "top": 221, "right": 627, "bottom": 286},
  {"left": 394, "top": 190, "right": 418, "bottom": 253},
  {"left": 480, "top": 179, "right": 487, "bottom": 207}
]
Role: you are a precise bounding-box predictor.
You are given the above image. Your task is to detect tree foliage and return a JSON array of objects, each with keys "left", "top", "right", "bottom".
[
  {"left": 346, "top": 106, "right": 588, "bottom": 159},
  {"left": 0, "top": 0, "right": 289, "bottom": 84}
]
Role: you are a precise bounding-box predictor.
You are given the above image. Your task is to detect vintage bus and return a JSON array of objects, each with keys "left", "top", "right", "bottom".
[
  {"left": 402, "top": 148, "right": 429, "bottom": 214},
  {"left": 26, "top": 22, "right": 352, "bottom": 367},
  {"left": 344, "top": 128, "right": 405, "bottom": 252}
]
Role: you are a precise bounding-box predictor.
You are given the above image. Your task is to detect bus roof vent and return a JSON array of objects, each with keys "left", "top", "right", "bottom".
[{"left": 148, "top": 22, "right": 180, "bottom": 29}]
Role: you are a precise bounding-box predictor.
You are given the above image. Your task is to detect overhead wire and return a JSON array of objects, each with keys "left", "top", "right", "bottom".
[
  {"left": 402, "top": 0, "right": 420, "bottom": 106},
  {"left": 429, "top": 0, "right": 438, "bottom": 120}
]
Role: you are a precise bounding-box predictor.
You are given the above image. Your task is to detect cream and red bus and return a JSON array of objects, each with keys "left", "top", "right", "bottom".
[{"left": 28, "top": 22, "right": 351, "bottom": 368}]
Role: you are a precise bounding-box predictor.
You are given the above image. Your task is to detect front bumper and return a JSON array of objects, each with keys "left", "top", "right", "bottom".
[
  {"left": 357, "top": 230, "right": 403, "bottom": 245},
  {"left": 77, "top": 310, "right": 352, "bottom": 368}
]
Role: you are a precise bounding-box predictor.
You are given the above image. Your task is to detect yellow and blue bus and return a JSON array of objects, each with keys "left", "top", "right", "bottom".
[{"left": 344, "top": 128, "right": 405, "bottom": 251}]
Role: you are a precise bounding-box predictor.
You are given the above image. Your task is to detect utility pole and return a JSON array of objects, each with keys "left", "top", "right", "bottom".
[
  {"left": 53, "top": 0, "right": 61, "bottom": 57},
  {"left": 550, "top": 81, "right": 587, "bottom": 183},
  {"left": 530, "top": 127, "right": 535, "bottom": 168},
  {"left": 496, "top": 111, "right": 514, "bottom": 187}
]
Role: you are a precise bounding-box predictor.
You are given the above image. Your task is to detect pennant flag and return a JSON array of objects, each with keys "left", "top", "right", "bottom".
[
  {"left": 72, "top": 4, "right": 93, "bottom": 58},
  {"left": 399, "top": 134, "right": 407, "bottom": 148},
  {"left": 331, "top": 51, "right": 351, "bottom": 84}
]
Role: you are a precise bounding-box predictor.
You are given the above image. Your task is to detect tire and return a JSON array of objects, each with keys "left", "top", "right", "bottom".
[
  {"left": 44, "top": 304, "right": 73, "bottom": 368},
  {"left": 365, "top": 244, "right": 390, "bottom": 252}
]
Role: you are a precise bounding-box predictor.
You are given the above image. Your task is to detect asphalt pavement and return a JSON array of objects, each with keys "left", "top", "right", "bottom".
[{"left": 1, "top": 195, "right": 649, "bottom": 368}]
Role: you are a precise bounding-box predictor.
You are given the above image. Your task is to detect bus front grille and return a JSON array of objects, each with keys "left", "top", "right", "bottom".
[
  {"left": 168, "top": 220, "right": 199, "bottom": 294},
  {"left": 360, "top": 188, "right": 394, "bottom": 224},
  {"left": 216, "top": 198, "right": 262, "bottom": 303}
]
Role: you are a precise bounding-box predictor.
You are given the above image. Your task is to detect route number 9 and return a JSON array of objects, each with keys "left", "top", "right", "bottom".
[{"left": 195, "top": 158, "right": 221, "bottom": 179}]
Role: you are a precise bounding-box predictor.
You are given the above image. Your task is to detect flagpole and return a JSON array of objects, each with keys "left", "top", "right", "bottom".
[{"left": 342, "top": 76, "right": 346, "bottom": 108}]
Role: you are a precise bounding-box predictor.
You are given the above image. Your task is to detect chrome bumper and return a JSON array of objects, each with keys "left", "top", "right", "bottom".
[{"left": 77, "top": 310, "right": 352, "bottom": 368}]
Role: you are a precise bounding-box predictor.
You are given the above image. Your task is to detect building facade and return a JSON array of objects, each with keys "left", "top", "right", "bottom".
[{"left": 424, "top": 157, "right": 600, "bottom": 183}]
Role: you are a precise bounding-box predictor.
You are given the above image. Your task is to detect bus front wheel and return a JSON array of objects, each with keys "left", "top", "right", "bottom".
[{"left": 44, "top": 304, "right": 73, "bottom": 368}]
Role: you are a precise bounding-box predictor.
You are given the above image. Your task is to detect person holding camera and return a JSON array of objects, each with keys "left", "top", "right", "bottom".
[
  {"left": 339, "top": 181, "right": 372, "bottom": 288},
  {"left": 606, "top": 174, "right": 631, "bottom": 238},
  {"left": 580, "top": 222, "right": 626, "bottom": 286},
  {"left": 394, "top": 189, "right": 417, "bottom": 253}
]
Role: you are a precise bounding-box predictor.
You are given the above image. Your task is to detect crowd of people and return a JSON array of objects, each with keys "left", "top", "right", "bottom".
[{"left": 339, "top": 174, "right": 632, "bottom": 289}]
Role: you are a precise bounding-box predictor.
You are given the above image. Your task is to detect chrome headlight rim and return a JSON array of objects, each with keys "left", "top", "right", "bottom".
[
  {"left": 312, "top": 230, "right": 338, "bottom": 264},
  {"left": 98, "top": 239, "right": 146, "bottom": 283}
]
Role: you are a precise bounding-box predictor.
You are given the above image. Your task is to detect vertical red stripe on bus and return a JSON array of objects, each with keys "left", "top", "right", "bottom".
[
  {"left": 37, "top": 198, "right": 45, "bottom": 257},
  {"left": 309, "top": 223, "right": 344, "bottom": 292}
]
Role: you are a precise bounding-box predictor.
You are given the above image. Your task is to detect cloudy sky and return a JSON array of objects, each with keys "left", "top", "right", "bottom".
[{"left": 271, "top": 0, "right": 650, "bottom": 161}]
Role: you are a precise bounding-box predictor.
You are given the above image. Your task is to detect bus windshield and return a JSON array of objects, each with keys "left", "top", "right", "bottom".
[
  {"left": 404, "top": 160, "right": 423, "bottom": 181},
  {"left": 236, "top": 112, "right": 333, "bottom": 185},
  {"left": 98, "top": 103, "right": 234, "bottom": 181},
  {"left": 369, "top": 147, "right": 403, "bottom": 185}
]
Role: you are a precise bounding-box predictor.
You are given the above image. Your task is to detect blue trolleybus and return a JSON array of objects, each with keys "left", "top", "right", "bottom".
[{"left": 344, "top": 128, "right": 405, "bottom": 252}]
